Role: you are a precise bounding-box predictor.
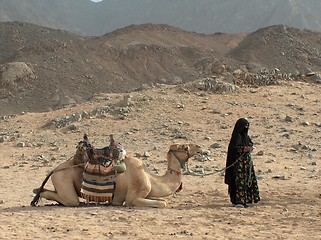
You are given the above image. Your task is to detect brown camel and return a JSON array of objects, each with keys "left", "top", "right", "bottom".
[
  {"left": 31, "top": 134, "right": 125, "bottom": 207},
  {"left": 111, "top": 143, "right": 203, "bottom": 208}
]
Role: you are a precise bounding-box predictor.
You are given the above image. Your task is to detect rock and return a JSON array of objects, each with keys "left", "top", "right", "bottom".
[
  {"left": 17, "top": 142, "right": 26, "bottom": 147},
  {"left": 210, "top": 143, "right": 221, "bottom": 149},
  {"left": 0, "top": 62, "right": 36, "bottom": 89},
  {"left": 143, "top": 151, "right": 150, "bottom": 157},
  {"left": 194, "top": 77, "right": 238, "bottom": 93},
  {"left": 285, "top": 116, "right": 293, "bottom": 122},
  {"left": 212, "top": 108, "right": 222, "bottom": 114},
  {"left": 257, "top": 150, "right": 264, "bottom": 156}
]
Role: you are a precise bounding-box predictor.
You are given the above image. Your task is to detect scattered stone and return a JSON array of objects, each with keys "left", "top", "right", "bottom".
[
  {"left": 143, "top": 151, "right": 150, "bottom": 157},
  {"left": 68, "top": 124, "right": 78, "bottom": 131},
  {"left": 307, "top": 153, "right": 314, "bottom": 159},
  {"left": 285, "top": 116, "right": 293, "bottom": 122},
  {"left": 272, "top": 175, "right": 289, "bottom": 180},
  {"left": 194, "top": 166, "right": 205, "bottom": 174},
  {"left": 202, "top": 150, "right": 211, "bottom": 155},
  {"left": 17, "top": 142, "right": 26, "bottom": 147},
  {"left": 256, "top": 150, "right": 264, "bottom": 156},
  {"left": 194, "top": 77, "right": 238, "bottom": 93},
  {"left": 25, "top": 142, "right": 33, "bottom": 147},
  {"left": 210, "top": 143, "right": 221, "bottom": 149},
  {"left": 116, "top": 95, "right": 133, "bottom": 107},
  {"left": 212, "top": 108, "right": 221, "bottom": 114}
]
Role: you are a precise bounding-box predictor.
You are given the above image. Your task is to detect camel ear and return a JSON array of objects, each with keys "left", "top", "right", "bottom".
[{"left": 183, "top": 145, "right": 190, "bottom": 153}]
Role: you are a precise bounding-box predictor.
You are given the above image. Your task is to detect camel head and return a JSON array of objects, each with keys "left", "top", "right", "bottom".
[{"left": 168, "top": 143, "right": 203, "bottom": 170}]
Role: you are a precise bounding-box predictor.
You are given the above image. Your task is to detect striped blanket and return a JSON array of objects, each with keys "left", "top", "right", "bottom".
[{"left": 80, "top": 162, "right": 116, "bottom": 204}]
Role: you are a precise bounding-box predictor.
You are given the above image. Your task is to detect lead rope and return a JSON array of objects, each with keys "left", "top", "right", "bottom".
[
  {"left": 247, "top": 156, "right": 253, "bottom": 187},
  {"left": 184, "top": 152, "right": 246, "bottom": 177}
]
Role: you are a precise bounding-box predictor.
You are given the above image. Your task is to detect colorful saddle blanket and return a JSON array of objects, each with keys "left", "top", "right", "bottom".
[{"left": 80, "top": 161, "right": 116, "bottom": 203}]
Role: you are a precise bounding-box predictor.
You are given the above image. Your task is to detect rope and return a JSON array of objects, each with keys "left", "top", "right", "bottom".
[
  {"left": 184, "top": 153, "right": 246, "bottom": 177},
  {"left": 51, "top": 163, "right": 85, "bottom": 173},
  {"left": 247, "top": 157, "right": 253, "bottom": 187}
]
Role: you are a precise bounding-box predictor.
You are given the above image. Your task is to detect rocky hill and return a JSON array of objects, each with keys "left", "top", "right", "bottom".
[{"left": 0, "top": 22, "right": 320, "bottom": 116}]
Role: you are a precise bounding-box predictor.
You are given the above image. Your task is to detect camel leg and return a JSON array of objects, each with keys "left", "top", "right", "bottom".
[
  {"left": 39, "top": 189, "right": 80, "bottom": 207},
  {"left": 111, "top": 196, "right": 125, "bottom": 206},
  {"left": 129, "top": 197, "right": 167, "bottom": 208},
  {"left": 39, "top": 172, "right": 80, "bottom": 206},
  {"left": 125, "top": 189, "right": 167, "bottom": 208},
  {"left": 33, "top": 187, "right": 50, "bottom": 194}
]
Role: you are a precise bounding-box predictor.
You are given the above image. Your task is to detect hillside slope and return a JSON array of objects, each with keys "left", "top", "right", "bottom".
[{"left": 0, "top": 22, "right": 320, "bottom": 116}]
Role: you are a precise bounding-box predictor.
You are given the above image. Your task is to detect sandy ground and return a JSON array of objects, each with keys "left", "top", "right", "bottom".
[{"left": 0, "top": 80, "right": 320, "bottom": 239}]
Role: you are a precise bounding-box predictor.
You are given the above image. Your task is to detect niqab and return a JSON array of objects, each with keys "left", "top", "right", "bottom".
[{"left": 224, "top": 118, "right": 253, "bottom": 185}]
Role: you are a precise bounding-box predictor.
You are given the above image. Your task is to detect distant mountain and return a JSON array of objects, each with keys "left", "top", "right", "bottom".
[{"left": 1, "top": 0, "right": 321, "bottom": 36}]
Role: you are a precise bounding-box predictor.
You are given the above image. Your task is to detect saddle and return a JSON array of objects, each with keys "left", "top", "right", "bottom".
[
  {"left": 80, "top": 158, "right": 116, "bottom": 204},
  {"left": 80, "top": 135, "right": 126, "bottom": 204}
]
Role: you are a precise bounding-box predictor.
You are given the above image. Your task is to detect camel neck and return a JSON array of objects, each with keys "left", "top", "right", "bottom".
[
  {"left": 167, "top": 168, "right": 182, "bottom": 175},
  {"left": 72, "top": 152, "right": 85, "bottom": 166}
]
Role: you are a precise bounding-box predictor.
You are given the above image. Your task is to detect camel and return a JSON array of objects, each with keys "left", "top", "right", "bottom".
[
  {"left": 111, "top": 143, "right": 203, "bottom": 208},
  {"left": 31, "top": 134, "right": 126, "bottom": 207},
  {"left": 31, "top": 135, "right": 203, "bottom": 208}
]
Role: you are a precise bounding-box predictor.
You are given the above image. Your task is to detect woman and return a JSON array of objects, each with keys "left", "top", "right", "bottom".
[{"left": 225, "top": 118, "right": 260, "bottom": 208}]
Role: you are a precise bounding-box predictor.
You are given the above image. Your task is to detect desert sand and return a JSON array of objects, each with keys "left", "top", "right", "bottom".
[{"left": 0, "top": 80, "right": 320, "bottom": 239}]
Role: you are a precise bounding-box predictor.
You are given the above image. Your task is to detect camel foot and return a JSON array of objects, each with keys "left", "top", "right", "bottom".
[
  {"left": 33, "top": 188, "right": 41, "bottom": 194},
  {"left": 33, "top": 187, "right": 50, "bottom": 194}
]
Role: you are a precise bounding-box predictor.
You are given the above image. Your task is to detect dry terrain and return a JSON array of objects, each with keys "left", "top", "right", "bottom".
[
  {"left": 1, "top": 23, "right": 321, "bottom": 116},
  {"left": 1, "top": 79, "right": 321, "bottom": 239}
]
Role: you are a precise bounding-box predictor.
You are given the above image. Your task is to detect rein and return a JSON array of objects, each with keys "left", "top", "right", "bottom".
[
  {"left": 167, "top": 149, "right": 190, "bottom": 175},
  {"left": 51, "top": 163, "right": 85, "bottom": 173},
  {"left": 184, "top": 152, "right": 246, "bottom": 177}
]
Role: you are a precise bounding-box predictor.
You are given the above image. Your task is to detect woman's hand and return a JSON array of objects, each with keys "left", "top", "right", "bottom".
[{"left": 244, "top": 146, "right": 253, "bottom": 153}]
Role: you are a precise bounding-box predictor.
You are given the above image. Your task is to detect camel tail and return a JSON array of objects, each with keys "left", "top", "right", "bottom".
[{"left": 30, "top": 170, "right": 54, "bottom": 206}]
